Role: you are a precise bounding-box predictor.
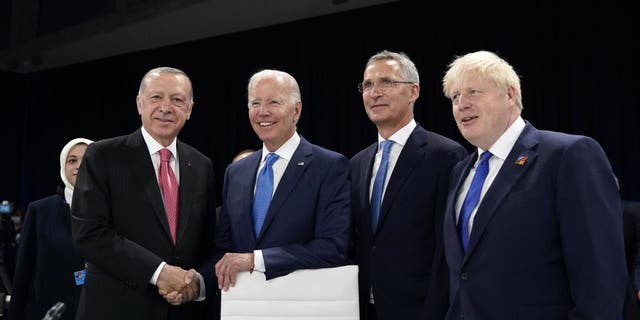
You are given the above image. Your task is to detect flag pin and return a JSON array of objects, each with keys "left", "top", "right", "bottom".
[
  {"left": 297, "top": 161, "right": 304, "bottom": 166},
  {"left": 515, "top": 155, "right": 528, "bottom": 165}
]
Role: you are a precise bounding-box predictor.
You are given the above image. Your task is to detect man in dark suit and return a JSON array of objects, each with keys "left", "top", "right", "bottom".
[
  {"left": 71, "top": 67, "right": 216, "bottom": 320},
  {"left": 214, "top": 69, "right": 351, "bottom": 290},
  {"left": 350, "top": 50, "right": 466, "bottom": 320},
  {"left": 441, "top": 50, "right": 627, "bottom": 319}
]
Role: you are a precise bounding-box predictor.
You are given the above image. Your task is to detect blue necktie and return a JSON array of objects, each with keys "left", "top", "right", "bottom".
[
  {"left": 459, "top": 151, "right": 493, "bottom": 252},
  {"left": 370, "top": 140, "right": 393, "bottom": 233},
  {"left": 252, "top": 153, "right": 279, "bottom": 237}
]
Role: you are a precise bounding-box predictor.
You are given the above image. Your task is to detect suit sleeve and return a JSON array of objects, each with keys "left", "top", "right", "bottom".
[
  {"left": 7, "top": 203, "right": 38, "bottom": 320},
  {"left": 556, "top": 137, "right": 627, "bottom": 319},
  {"left": 71, "top": 144, "right": 162, "bottom": 288},
  {"left": 262, "top": 155, "right": 352, "bottom": 279},
  {"left": 422, "top": 145, "right": 467, "bottom": 320}
]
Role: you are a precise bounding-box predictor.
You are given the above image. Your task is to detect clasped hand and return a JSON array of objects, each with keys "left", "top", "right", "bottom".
[{"left": 157, "top": 264, "right": 200, "bottom": 306}]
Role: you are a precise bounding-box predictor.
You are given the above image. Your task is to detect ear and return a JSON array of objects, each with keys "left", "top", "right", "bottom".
[
  {"left": 186, "top": 101, "right": 193, "bottom": 120},
  {"left": 505, "top": 86, "right": 516, "bottom": 106},
  {"left": 410, "top": 83, "right": 420, "bottom": 103},
  {"left": 136, "top": 96, "right": 143, "bottom": 115},
  {"left": 293, "top": 101, "right": 302, "bottom": 123}
]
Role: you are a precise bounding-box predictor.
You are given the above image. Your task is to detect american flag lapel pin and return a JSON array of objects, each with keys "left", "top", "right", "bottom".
[
  {"left": 297, "top": 161, "right": 304, "bottom": 166},
  {"left": 515, "top": 155, "right": 528, "bottom": 166}
]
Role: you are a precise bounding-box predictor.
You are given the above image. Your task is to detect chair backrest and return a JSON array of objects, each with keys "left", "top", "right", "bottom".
[{"left": 221, "top": 265, "right": 359, "bottom": 320}]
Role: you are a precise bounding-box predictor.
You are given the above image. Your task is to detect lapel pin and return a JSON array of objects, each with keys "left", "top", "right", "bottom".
[
  {"left": 297, "top": 161, "right": 304, "bottom": 166},
  {"left": 187, "top": 161, "right": 192, "bottom": 167},
  {"left": 515, "top": 155, "right": 528, "bottom": 166}
]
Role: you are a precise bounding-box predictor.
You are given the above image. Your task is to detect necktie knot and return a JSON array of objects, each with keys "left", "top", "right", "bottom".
[
  {"left": 264, "top": 152, "right": 279, "bottom": 167},
  {"left": 381, "top": 140, "right": 393, "bottom": 155},
  {"left": 159, "top": 148, "right": 172, "bottom": 163},
  {"left": 479, "top": 150, "right": 492, "bottom": 165}
]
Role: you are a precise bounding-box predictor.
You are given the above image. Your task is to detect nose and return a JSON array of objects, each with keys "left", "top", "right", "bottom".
[
  {"left": 158, "top": 99, "right": 172, "bottom": 112},
  {"left": 256, "top": 104, "right": 271, "bottom": 115},
  {"left": 367, "top": 86, "right": 383, "bottom": 97}
]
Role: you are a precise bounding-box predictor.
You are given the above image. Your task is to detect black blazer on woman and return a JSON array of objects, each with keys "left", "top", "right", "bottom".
[{"left": 9, "top": 186, "right": 84, "bottom": 320}]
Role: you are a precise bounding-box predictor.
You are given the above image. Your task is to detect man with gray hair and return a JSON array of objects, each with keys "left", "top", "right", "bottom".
[
  {"left": 72, "top": 67, "right": 216, "bottom": 319},
  {"left": 351, "top": 50, "right": 466, "bottom": 320}
]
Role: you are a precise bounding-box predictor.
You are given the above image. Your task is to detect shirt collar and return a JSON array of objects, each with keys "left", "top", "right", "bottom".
[
  {"left": 260, "top": 131, "right": 300, "bottom": 163},
  {"left": 377, "top": 119, "right": 416, "bottom": 149},
  {"left": 141, "top": 126, "right": 178, "bottom": 157},
  {"left": 477, "top": 116, "right": 525, "bottom": 161}
]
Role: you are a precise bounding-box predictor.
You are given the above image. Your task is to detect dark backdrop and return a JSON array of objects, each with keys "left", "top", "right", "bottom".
[{"left": 1, "top": 1, "right": 638, "bottom": 209}]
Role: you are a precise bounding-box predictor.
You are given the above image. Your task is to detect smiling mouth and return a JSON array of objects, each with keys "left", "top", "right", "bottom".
[
  {"left": 259, "top": 122, "right": 275, "bottom": 127},
  {"left": 461, "top": 115, "right": 478, "bottom": 123}
]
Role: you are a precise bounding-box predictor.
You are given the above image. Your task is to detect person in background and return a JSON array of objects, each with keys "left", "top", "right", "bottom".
[
  {"left": 71, "top": 67, "right": 216, "bottom": 320},
  {"left": 214, "top": 69, "right": 351, "bottom": 291},
  {"left": 350, "top": 50, "right": 466, "bottom": 320},
  {"left": 215, "top": 149, "right": 256, "bottom": 221},
  {"left": 9, "top": 137, "right": 93, "bottom": 320},
  {"left": 441, "top": 50, "right": 627, "bottom": 319}
]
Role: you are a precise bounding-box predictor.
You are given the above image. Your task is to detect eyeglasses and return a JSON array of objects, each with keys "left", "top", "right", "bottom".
[{"left": 357, "top": 78, "right": 414, "bottom": 93}]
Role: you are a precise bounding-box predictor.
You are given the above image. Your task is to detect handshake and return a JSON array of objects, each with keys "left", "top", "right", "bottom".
[{"left": 156, "top": 264, "right": 201, "bottom": 306}]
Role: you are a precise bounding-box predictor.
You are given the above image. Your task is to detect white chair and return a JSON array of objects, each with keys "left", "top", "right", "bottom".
[{"left": 221, "top": 265, "right": 359, "bottom": 320}]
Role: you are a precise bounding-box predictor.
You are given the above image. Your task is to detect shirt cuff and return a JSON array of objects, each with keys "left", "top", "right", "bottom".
[
  {"left": 253, "top": 250, "right": 265, "bottom": 272},
  {"left": 195, "top": 271, "right": 206, "bottom": 301},
  {"left": 150, "top": 261, "right": 166, "bottom": 285}
]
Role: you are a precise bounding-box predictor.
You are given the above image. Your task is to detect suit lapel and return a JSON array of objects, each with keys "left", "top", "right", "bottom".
[
  {"left": 464, "top": 123, "right": 539, "bottom": 258},
  {"left": 126, "top": 130, "right": 174, "bottom": 243},
  {"left": 243, "top": 152, "right": 261, "bottom": 246},
  {"left": 176, "top": 141, "right": 194, "bottom": 244},
  {"left": 257, "top": 138, "right": 312, "bottom": 240},
  {"left": 359, "top": 143, "right": 378, "bottom": 236},
  {"left": 445, "top": 154, "right": 476, "bottom": 262},
  {"left": 376, "top": 126, "right": 427, "bottom": 236}
]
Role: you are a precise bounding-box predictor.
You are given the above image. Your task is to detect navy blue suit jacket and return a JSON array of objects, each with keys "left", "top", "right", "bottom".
[
  {"left": 443, "top": 122, "right": 627, "bottom": 320},
  {"left": 350, "top": 125, "right": 466, "bottom": 320},
  {"left": 215, "top": 137, "right": 351, "bottom": 280},
  {"left": 9, "top": 188, "right": 83, "bottom": 320}
]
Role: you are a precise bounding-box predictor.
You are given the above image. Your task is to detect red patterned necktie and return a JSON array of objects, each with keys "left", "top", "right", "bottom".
[{"left": 159, "top": 148, "right": 178, "bottom": 243}]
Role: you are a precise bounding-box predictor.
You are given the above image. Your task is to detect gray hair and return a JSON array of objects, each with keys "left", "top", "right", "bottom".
[
  {"left": 247, "top": 69, "right": 301, "bottom": 105},
  {"left": 138, "top": 67, "right": 193, "bottom": 100},
  {"left": 365, "top": 50, "right": 420, "bottom": 84}
]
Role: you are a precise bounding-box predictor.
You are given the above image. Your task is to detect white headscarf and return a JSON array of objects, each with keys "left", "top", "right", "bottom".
[{"left": 59, "top": 137, "right": 94, "bottom": 206}]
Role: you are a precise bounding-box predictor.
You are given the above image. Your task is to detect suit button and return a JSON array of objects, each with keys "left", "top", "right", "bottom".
[{"left": 460, "top": 272, "right": 469, "bottom": 280}]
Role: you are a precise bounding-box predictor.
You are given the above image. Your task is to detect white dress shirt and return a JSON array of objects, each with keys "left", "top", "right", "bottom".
[
  {"left": 369, "top": 119, "right": 416, "bottom": 201},
  {"left": 253, "top": 132, "right": 301, "bottom": 272},
  {"left": 455, "top": 117, "right": 526, "bottom": 236},
  {"left": 141, "top": 126, "right": 206, "bottom": 300}
]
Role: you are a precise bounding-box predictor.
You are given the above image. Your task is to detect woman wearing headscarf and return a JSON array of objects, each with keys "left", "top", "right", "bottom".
[{"left": 9, "top": 138, "right": 93, "bottom": 320}]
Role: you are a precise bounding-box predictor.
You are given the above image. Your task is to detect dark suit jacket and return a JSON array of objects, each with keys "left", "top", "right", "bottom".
[
  {"left": 215, "top": 137, "right": 351, "bottom": 280},
  {"left": 623, "top": 202, "right": 640, "bottom": 319},
  {"left": 9, "top": 187, "right": 83, "bottom": 320},
  {"left": 350, "top": 124, "right": 466, "bottom": 320},
  {"left": 443, "top": 122, "right": 627, "bottom": 320},
  {"left": 71, "top": 129, "right": 216, "bottom": 320}
]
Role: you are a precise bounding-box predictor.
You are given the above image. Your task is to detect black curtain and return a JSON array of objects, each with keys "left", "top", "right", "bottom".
[{"left": 1, "top": 1, "right": 638, "bottom": 209}]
